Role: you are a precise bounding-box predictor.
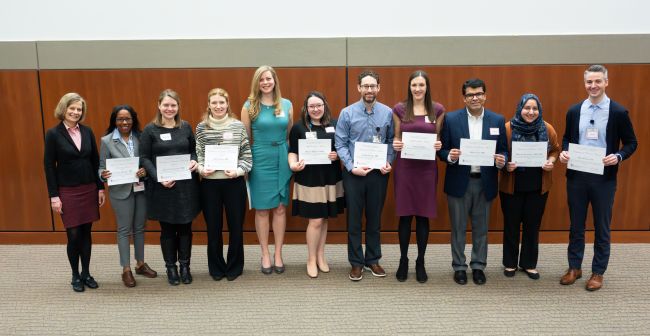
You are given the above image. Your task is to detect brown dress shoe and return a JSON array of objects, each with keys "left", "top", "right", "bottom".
[
  {"left": 560, "top": 268, "right": 582, "bottom": 285},
  {"left": 122, "top": 270, "right": 136, "bottom": 288},
  {"left": 365, "top": 264, "right": 386, "bottom": 277},
  {"left": 349, "top": 266, "right": 363, "bottom": 281},
  {"left": 586, "top": 274, "right": 604, "bottom": 291},
  {"left": 135, "top": 263, "right": 158, "bottom": 278}
]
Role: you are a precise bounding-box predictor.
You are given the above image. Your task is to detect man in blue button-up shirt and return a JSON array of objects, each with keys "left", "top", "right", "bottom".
[
  {"left": 335, "top": 70, "right": 394, "bottom": 281},
  {"left": 559, "top": 64, "right": 637, "bottom": 291}
]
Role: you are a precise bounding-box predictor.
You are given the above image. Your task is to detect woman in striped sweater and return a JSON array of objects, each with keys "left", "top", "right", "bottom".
[{"left": 196, "top": 88, "right": 252, "bottom": 281}]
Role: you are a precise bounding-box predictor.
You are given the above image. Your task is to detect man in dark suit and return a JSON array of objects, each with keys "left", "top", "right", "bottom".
[
  {"left": 558, "top": 64, "right": 637, "bottom": 291},
  {"left": 438, "top": 78, "right": 508, "bottom": 285}
]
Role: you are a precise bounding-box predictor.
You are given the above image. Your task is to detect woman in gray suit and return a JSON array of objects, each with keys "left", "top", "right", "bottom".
[{"left": 99, "top": 105, "right": 158, "bottom": 287}]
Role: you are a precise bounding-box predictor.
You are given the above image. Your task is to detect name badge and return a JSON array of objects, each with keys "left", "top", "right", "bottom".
[
  {"left": 325, "top": 127, "right": 335, "bottom": 133},
  {"left": 490, "top": 128, "right": 500, "bottom": 136},
  {"left": 133, "top": 182, "right": 145, "bottom": 192},
  {"left": 276, "top": 111, "right": 285, "bottom": 118},
  {"left": 586, "top": 127, "right": 599, "bottom": 140},
  {"left": 223, "top": 132, "right": 234, "bottom": 140},
  {"left": 373, "top": 135, "right": 382, "bottom": 144},
  {"left": 305, "top": 132, "right": 317, "bottom": 140},
  {"left": 424, "top": 116, "right": 433, "bottom": 123},
  {"left": 160, "top": 133, "right": 172, "bottom": 141}
]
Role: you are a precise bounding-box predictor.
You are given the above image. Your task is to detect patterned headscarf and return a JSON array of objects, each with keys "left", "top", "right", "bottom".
[{"left": 510, "top": 93, "right": 548, "bottom": 144}]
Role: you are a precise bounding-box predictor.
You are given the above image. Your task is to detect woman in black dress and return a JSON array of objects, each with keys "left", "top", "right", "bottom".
[
  {"left": 140, "top": 89, "right": 201, "bottom": 286},
  {"left": 288, "top": 91, "right": 344, "bottom": 278},
  {"left": 44, "top": 93, "right": 105, "bottom": 292}
]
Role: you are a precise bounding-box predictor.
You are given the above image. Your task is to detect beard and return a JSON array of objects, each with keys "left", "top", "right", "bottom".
[{"left": 362, "top": 94, "right": 376, "bottom": 104}]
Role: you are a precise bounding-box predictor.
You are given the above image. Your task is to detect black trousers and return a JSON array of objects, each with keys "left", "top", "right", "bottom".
[
  {"left": 567, "top": 172, "right": 616, "bottom": 275},
  {"left": 201, "top": 177, "right": 247, "bottom": 277},
  {"left": 500, "top": 191, "right": 548, "bottom": 269},
  {"left": 342, "top": 170, "right": 388, "bottom": 267}
]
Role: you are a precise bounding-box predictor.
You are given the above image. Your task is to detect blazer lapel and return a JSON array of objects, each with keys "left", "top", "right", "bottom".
[
  {"left": 481, "top": 110, "right": 491, "bottom": 139},
  {"left": 57, "top": 122, "right": 79, "bottom": 152},
  {"left": 460, "top": 111, "right": 470, "bottom": 139},
  {"left": 113, "top": 138, "right": 131, "bottom": 157}
]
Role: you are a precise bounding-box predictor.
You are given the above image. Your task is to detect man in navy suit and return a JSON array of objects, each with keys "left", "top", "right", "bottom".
[
  {"left": 438, "top": 78, "right": 508, "bottom": 285},
  {"left": 559, "top": 65, "right": 637, "bottom": 291}
]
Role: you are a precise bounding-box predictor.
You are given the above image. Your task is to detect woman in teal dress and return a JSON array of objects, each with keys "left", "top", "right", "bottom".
[{"left": 241, "top": 65, "right": 293, "bottom": 275}]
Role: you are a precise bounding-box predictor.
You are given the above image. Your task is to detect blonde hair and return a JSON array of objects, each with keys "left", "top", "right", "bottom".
[
  {"left": 246, "top": 65, "right": 283, "bottom": 121},
  {"left": 153, "top": 89, "right": 182, "bottom": 127},
  {"left": 202, "top": 88, "right": 235, "bottom": 128},
  {"left": 54, "top": 92, "right": 87, "bottom": 122}
]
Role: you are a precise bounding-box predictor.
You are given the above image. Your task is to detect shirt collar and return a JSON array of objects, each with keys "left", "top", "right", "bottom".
[
  {"left": 465, "top": 108, "right": 484, "bottom": 119},
  {"left": 358, "top": 100, "right": 376, "bottom": 115},
  {"left": 63, "top": 122, "right": 80, "bottom": 131},
  {"left": 585, "top": 94, "right": 610, "bottom": 110},
  {"left": 112, "top": 128, "right": 132, "bottom": 141}
]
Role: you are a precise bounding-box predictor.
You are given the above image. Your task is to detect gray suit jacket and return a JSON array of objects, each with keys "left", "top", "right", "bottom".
[{"left": 98, "top": 132, "right": 141, "bottom": 200}]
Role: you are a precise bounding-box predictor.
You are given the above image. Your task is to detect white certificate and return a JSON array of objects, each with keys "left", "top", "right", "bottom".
[
  {"left": 401, "top": 132, "right": 437, "bottom": 160},
  {"left": 106, "top": 157, "right": 139, "bottom": 186},
  {"left": 511, "top": 141, "right": 548, "bottom": 167},
  {"left": 353, "top": 142, "right": 388, "bottom": 169},
  {"left": 299, "top": 139, "right": 331, "bottom": 165},
  {"left": 204, "top": 145, "right": 238, "bottom": 170},
  {"left": 459, "top": 138, "right": 497, "bottom": 166},
  {"left": 156, "top": 154, "right": 192, "bottom": 181},
  {"left": 568, "top": 143, "right": 605, "bottom": 175}
]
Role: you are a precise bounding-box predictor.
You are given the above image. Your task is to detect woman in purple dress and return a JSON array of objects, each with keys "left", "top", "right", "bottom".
[{"left": 392, "top": 70, "right": 445, "bottom": 283}]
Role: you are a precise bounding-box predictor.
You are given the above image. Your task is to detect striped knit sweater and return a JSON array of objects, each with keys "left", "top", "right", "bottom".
[{"left": 195, "top": 115, "right": 252, "bottom": 179}]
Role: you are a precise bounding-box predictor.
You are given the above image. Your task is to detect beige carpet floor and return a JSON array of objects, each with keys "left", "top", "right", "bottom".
[{"left": 0, "top": 243, "right": 648, "bottom": 335}]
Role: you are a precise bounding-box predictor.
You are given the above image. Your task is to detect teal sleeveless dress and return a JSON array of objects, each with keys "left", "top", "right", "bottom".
[{"left": 246, "top": 98, "right": 292, "bottom": 209}]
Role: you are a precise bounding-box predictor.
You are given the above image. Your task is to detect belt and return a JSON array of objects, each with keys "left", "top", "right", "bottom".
[
  {"left": 255, "top": 140, "right": 286, "bottom": 146},
  {"left": 469, "top": 172, "right": 481, "bottom": 178}
]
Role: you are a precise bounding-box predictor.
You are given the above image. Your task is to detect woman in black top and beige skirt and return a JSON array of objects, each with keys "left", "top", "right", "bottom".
[
  {"left": 44, "top": 93, "right": 106, "bottom": 292},
  {"left": 288, "top": 91, "right": 344, "bottom": 278}
]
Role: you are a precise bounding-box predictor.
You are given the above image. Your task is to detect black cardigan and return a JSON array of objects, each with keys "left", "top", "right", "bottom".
[
  {"left": 562, "top": 99, "right": 638, "bottom": 180},
  {"left": 43, "top": 122, "right": 104, "bottom": 197}
]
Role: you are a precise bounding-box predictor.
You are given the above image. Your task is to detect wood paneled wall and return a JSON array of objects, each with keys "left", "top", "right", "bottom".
[
  {"left": 1, "top": 64, "right": 647, "bottom": 243},
  {"left": 347, "top": 65, "right": 649, "bottom": 232}
]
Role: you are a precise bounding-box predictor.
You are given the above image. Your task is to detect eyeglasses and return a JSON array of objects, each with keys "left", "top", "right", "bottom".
[
  {"left": 360, "top": 84, "right": 378, "bottom": 90},
  {"left": 116, "top": 118, "right": 133, "bottom": 123},
  {"left": 308, "top": 104, "right": 324, "bottom": 110},
  {"left": 464, "top": 92, "right": 485, "bottom": 99}
]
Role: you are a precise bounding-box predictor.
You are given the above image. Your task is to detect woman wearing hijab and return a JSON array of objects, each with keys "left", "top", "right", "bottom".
[{"left": 499, "top": 93, "right": 560, "bottom": 279}]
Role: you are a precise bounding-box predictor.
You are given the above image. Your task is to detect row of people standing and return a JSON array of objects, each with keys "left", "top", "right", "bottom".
[{"left": 43, "top": 64, "right": 636, "bottom": 292}]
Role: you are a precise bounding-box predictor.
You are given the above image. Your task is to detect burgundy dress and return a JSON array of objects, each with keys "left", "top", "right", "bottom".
[{"left": 392, "top": 102, "right": 445, "bottom": 218}]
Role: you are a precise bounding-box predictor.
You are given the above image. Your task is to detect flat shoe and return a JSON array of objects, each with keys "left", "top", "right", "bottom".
[
  {"left": 317, "top": 263, "right": 330, "bottom": 273},
  {"left": 503, "top": 268, "right": 516, "bottom": 277},
  {"left": 274, "top": 265, "right": 285, "bottom": 274},
  {"left": 260, "top": 258, "right": 273, "bottom": 275},
  {"left": 520, "top": 268, "right": 540, "bottom": 280}
]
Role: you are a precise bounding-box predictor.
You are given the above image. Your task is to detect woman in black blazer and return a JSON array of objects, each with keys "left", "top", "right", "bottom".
[{"left": 43, "top": 93, "right": 106, "bottom": 292}]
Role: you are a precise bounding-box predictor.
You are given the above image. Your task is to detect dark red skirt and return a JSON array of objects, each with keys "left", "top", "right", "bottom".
[{"left": 59, "top": 183, "right": 100, "bottom": 229}]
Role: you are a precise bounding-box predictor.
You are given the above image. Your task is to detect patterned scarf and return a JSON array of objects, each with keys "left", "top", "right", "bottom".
[{"left": 510, "top": 93, "right": 548, "bottom": 144}]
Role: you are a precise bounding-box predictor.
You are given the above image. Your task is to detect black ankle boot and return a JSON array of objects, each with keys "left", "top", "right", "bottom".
[
  {"left": 396, "top": 257, "right": 408, "bottom": 282},
  {"left": 71, "top": 273, "right": 84, "bottom": 292},
  {"left": 179, "top": 263, "right": 193, "bottom": 284},
  {"left": 166, "top": 265, "right": 180, "bottom": 286},
  {"left": 415, "top": 259, "right": 428, "bottom": 283}
]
